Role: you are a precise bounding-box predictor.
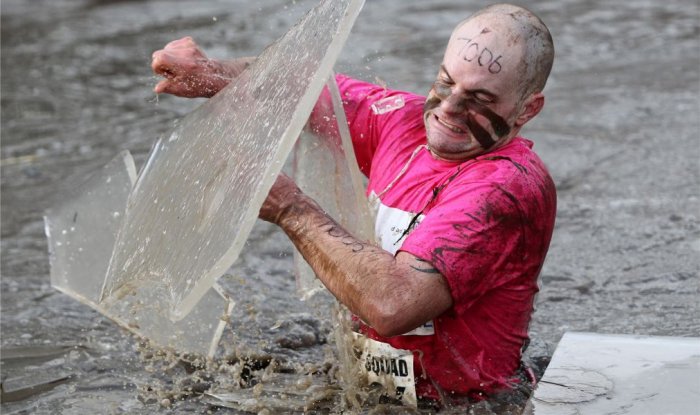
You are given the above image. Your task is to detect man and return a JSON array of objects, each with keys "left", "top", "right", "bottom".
[{"left": 151, "top": 3, "right": 556, "bottom": 405}]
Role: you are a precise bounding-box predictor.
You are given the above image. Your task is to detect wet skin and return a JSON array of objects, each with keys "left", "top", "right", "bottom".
[
  {"left": 423, "top": 64, "right": 513, "bottom": 159},
  {"left": 423, "top": 87, "right": 511, "bottom": 150},
  {"left": 421, "top": 11, "right": 548, "bottom": 163}
]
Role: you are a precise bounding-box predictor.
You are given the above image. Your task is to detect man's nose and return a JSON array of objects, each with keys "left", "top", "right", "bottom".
[{"left": 441, "top": 91, "right": 468, "bottom": 114}]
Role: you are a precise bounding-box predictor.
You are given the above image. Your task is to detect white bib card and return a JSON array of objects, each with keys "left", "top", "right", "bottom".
[{"left": 354, "top": 333, "right": 418, "bottom": 407}]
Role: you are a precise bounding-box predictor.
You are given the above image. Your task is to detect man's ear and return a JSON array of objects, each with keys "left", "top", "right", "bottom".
[{"left": 514, "top": 92, "right": 545, "bottom": 127}]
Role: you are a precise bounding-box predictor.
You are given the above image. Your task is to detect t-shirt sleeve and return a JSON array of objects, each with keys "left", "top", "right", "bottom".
[
  {"left": 399, "top": 180, "right": 529, "bottom": 308},
  {"left": 335, "top": 74, "right": 420, "bottom": 177}
]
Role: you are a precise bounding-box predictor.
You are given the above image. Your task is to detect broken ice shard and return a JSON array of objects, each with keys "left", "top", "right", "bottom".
[
  {"left": 45, "top": 151, "right": 233, "bottom": 357},
  {"left": 100, "top": 0, "right": 365, "bottom": 321},
  {"left": 291, "top": 74, "right": 375, "bottom": 299}
]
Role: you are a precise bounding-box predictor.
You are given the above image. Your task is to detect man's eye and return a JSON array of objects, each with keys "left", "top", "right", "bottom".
[
  {"left": 474, "top": 93, "right": 494, "bottom": 103},
  {"left": 433, "top": 80, "right": 452, "bottom": 96}
]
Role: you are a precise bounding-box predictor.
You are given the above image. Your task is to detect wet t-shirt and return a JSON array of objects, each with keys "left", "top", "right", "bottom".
[{"left": 336, "top": 74, "right": 557, "bottom": 400}]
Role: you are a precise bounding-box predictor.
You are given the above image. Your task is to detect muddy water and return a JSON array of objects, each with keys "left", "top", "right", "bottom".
[{"left": 2, "top": 0, "right": 699, "bottom": 413}]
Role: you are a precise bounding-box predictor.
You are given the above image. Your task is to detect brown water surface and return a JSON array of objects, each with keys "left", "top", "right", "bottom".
[{"left": 2, "top": 0, "right": 699, "bottom": 413}]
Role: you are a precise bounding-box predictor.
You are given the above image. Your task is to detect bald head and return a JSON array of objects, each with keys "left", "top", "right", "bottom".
[
  {"left": 423, "top": 4, "right": 553, "bottom": 160},
  {"left": 451, "top": 4, "right": 554, "bottom": 99}
]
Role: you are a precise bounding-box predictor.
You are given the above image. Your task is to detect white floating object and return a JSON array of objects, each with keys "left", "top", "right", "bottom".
[{"left": 530, "top": 332, "right": 700, "bottom": 415}]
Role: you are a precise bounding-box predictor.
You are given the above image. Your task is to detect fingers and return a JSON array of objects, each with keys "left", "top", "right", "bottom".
[
  {"left": 154, "top": 78, "right": 194, "bottom": 98},
  {"left": 153, "top": 79, "right": 171, "bottom": 94},
  {"left": 151, "top": 50, "right": 166, "bottom": 74},
  {"left": 151, "top": 50, "right": 178, "bottom": 77},
  {"left": 164, "top": 36, "right": 195, "bottom": 50},
  {"left": 151, "top": 36, "right": 215, "bottom": 98},
  {"left": 154, "top": 76, "right": 210, "bottom": 98},
  {"left": 151, "top": 36, "right": 200, "bottom": 72}
]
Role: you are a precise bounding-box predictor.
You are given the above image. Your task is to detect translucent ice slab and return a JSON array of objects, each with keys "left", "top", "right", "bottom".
[
  {"left": 46, "top": 151, "right": 137, "bottom": 304},
  {"left": 529, "top": 332, "right": 700, "bottom": 415},
  {"left": 45, "top": 151, "right": 233, "bottom": 357},
  {"left": 291, "top": 75, "right": 375, "bottom": 299},
  {"left": 101, "top": 0, "right": 365, "bottom": 320}
]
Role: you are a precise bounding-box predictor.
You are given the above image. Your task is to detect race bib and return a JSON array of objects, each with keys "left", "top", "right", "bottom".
[
  {"left": 370, "top": 194, "right": 425, "bottom": 255},
  {"left": 402, "top": 320, "right": 435, "bottom": 336},
  {"left": 353, "top": 332, "right": 417, "bottom": 407}
]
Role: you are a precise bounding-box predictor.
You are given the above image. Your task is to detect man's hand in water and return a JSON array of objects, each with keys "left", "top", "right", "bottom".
[{"left": 151, "top": 36, "right": 252, "bottom": 98}]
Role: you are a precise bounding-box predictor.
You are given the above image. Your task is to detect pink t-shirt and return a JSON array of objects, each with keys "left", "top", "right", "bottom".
[{"left": 336, "top": 74, "right": 557, "bottom": 400}]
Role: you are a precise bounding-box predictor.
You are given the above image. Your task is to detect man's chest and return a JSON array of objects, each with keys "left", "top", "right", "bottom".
[{"left": 370, "top": 194, "right": 425, "bottom": 254}]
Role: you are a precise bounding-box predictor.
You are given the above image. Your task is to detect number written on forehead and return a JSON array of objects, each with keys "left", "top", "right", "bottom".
[{"left": 457, "top": 37, "right": 503, "bottom": 74}]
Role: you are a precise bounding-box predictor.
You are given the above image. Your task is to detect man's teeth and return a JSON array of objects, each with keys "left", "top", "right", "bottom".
[{"left": 438, "top": 117, "right": 463, "bottom": 133}]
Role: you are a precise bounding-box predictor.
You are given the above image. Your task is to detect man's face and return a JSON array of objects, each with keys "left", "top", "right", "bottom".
[{"left": 424, "top": 18, "right": 527, "bottom": 161}]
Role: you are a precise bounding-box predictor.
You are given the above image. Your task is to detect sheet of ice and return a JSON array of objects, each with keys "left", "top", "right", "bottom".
[
  {"left": 100, "top": 0, "right": 366, "bottom": 320},
  {"left": 45, "top": 151, "right": 233, "bottom": 357},
  {"left": 291, "top": 74, "right": 375, "bottom": 299},
  {"left": 530, "top": 332, "right": 700, "bottom": 415},
  {"left": 46, "top": 151, "right": 137, "bottom": 304}
]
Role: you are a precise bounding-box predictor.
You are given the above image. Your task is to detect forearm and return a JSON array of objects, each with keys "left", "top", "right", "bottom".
[
  {"left": 280, "top": 196, "right": 392, "bottom": 322},
  {"left": 203, "top": 56, "right": 339, "bottom": 134},
  {"left": 203, "top": 57, "right": 256, "bottom": 97},
  {"left": 276, "top": 194, "right": 452, "bottom": 337},
  {"left": 214, "top": 57, "right": 255, "bottom": 81}
]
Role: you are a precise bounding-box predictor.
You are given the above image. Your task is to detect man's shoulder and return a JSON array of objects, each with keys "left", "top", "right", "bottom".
[
  {"left": 439, "top": 138, "right": 555, "bottom": 207},
  {"left": 468, "top": 137, "right": 551, "bottom": 182},
  {"left": 335, "top": 73, "right": 426, "bottom": 107}
]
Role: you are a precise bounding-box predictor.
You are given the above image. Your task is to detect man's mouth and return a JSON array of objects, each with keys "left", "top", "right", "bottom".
[{"left": 435, "top": 115, "right": 466, "bottom": 134}]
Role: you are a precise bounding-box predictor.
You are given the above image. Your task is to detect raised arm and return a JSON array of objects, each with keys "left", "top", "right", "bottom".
[
  {"left": 151, "top": 37, "right": 452, "bottom": 337},
  {"left": 152, "top": 37, "right": 345, "bottom": 136},
  {"left": 151, "top": 36, "right": 254, "bottom": 98},
  {"left": 259, "top": 174, "right": 454, "bottom": 338}
]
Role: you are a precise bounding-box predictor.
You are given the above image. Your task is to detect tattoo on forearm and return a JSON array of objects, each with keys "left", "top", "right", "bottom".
[
  {"left": 325, "top": 223, "right": 345, "bottom": 238},
  {"left": 410, "top": 265, "right": 440, "bottom": 274},
  {"left": 411, "top": 258, "right": 440, "bottom": 274},
  {"left": 320, "top": 220, "right": 366, "bottom": 253}
]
